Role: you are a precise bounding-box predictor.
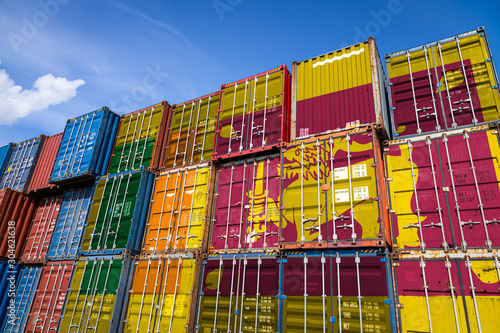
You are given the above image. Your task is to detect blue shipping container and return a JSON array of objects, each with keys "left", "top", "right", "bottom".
[
  {"left": 0, "top": 136, "right": 45, "bottom": 192},
  {"left": 0, "top": 143, "right": 13, "bottom": 184},
  {"left": 49, "top": 107, "right": 120, "bottom": 184},
  {"left": 1, "top": 266, "right": 41, "bottom": 333},
  {"left": 46, "top": 185, "right": 94, "bottom": 260},
  {"left": 0, "top": 262, "right": 20, "bottom": 331}
]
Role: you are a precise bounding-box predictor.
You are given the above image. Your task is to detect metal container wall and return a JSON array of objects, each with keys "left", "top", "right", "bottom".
[
  {"left": 386, "top": 27, "right": 500, "bottom": 139},
  {"left": 49, "top": 107, "right": 120, "bottom": 185},
  {"left": 194, "top": 252, "right": 281, "bottom": 332},
  {"left": 393, "top": 251, "right": 500, "bottom": 332},
  {"left": 161, "top": 92, "right": 220, "bottom": 170},
  {"left": 213, "top": 65, "right": 291, "bottom": 160},
  {"left": 142, "top": 164, "right": 214, "bottom": 254},
  {"left": 210, "top": 154, "right": 281, "bottom": 252},
  {"left": 81, "top": 168, "right": 154, "bottom": 255},
  {"left": 58, "top": 255, "right": 134, "bottom": 333},
  {"left": 1, "top": 266, "right": 42, "bottom": 333},
  {"left": 46, "top": 186, "right": 94, "bottom": 260},
  {"left": 0, "top": 188, "right": 38, "bottom": 260},
  {"left": 27, "top": 133, "right": 63, "bottom": 196},
  {"left": 292, "top": 38, "right": 390, "bottom": 139},
  {"left": 0, "top": 262, "right": 20, "bottom": 330},
  {"left": 280, "top": 126, "right": 390, "bottom": 249},
  {"left": 25, "top": 261, "right": 74, "bottom": 333},
  {"left": 123, "top": 253, "right": 201, "bottom": 332},
  {"left": 20, "top": 195, "right": 63, "bottom": 264},
  {"left": 281, "top": 250, "right": 395, "bottom": 333},
  {"left": 0, "top": 143, "right": 13, "bottom": 183},
  {"left": 385, "top": 124, "right": 500, "bottom": 252},
  {"left": 0, "top": 135, "right": 45, "bottom": 193},
  {"left": 108, "top": 101, "right": 170, "bottom": 174}
]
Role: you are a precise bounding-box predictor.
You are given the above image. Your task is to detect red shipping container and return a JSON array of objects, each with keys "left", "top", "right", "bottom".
[
  {"left": 28, "top": 133, "right": 63, "bottom": 195},
  {"left": 0, "top": 188, "right": 38, "bottom": 260},
  {"left": 25, "top": 261, "right": 74, "bottom": 333},
  {"left": 20, "top": 195, "right": 63, "bottom": 263}
]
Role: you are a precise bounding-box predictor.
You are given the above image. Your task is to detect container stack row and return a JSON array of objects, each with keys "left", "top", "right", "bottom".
[{"left": 0, "top": 26, "right": 499, "bottom": 332}]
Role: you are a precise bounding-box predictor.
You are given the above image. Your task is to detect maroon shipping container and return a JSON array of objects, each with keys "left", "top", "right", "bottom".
[
  {"left": 209, "top": 154, "right": 281, "bottom": 253},
  {"left": 385, "top": 124, "right": 500, "bottom": 252},
  {"left": 25, "top": 260, "right": 74, "bottom": 333},
  {"left": 393, "top": 251, "right": 500, "bottom": 332},
  {"left": 28, "top": 133, "right": 63, "bottom": 196},
  {"left": 213, "top": 65, "right": 291, "bottom": 161},
  {"left": 20, "top": 195, "right": 62, "bottom": 263},
  {"left": 0, "top": 188, "right": 38, "bottom": 260}
]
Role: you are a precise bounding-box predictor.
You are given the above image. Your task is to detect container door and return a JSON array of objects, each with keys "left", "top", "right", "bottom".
[
  {"left": 211, "top": 163, "right": 248, "bottom": 251},
  {"left": 0, "top": 137, "right": 41, "bottom": 192},
  {"left": 281, "top": 140, "right": 328, "bottom": 245},
  {"left": 190, "top": 94, "right": 220, "bottom": 164},
  {"left": 438, "top": 129, "right": 500, "bottom": 250},
  {"left": 164, "top": 103, "right": 196, "bottom": 169}
]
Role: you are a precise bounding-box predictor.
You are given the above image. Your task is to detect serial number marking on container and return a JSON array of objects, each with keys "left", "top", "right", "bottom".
[
  {"left": 352, "top": 164, "right": 367, "bottom": 178},
  {"left": 354, "top": 186, "right": 369, "bottom": 201},
  {"left": 334, "top": 167, "right": 349, "bottom": 180},
  {"left": 335, "top": 189, "right": 350, "bottom": 202}
]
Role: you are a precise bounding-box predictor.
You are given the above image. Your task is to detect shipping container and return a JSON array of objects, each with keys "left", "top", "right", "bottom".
[
  {"left": 108, "top": 101, "right": 171, "bottom": 174},
  {"left": 20, "top": 195, "right": 63, "bottom": 264},
  {"left": 194, "top": 252, "right": 281, "bottom": 333},
  {"left": 28, "top": 133, "right": 63, "bottom": 196},
  {"left": 281, "top": 249, "right": 395, "bottom": 333},
  {"left": 49, "top": 107, "right": 120, "bottom": 185},
  {"left": 0, "top": 135, "right": 45, "bottom": 193},
  {"left": 161, "top": 92, "right": 220, "bottom": 170},
  {"left": 386, "top": 27, "right": 500, "bottom": 139},
  {"left": 385, "top": 124, "right": 500, "bottom": 252},
  {"left": 46, "top": 186, "right": 94, "bottom": 260},
  {"left": 393, "top": 250, "right": 500, "bottom": 332},
  {"left": 213, "top": 65, "right": 291, "bottom": 160},
  {"left": 25, "top": 261, "right": 74, "bottom": 333},
  {"left": 81, "top": 168, "right": 154, "bottom": 255},
  {"left": 142, "top": 164, "right": 215, "bottom": 254},
  {"left": 210, "top": 154, "right": 281, "bottom": 252},
  {"left": 0, "top": 143, "right": 13, "bottom": 183},
  {"left": 291, "top": 38, "right": 390, "bottom": 140},
  {"left": 280, "top": 126, "right": 391, "bottom": 250},
  {"left": 0, "top": 188, "right": 38, "bottom": 260},
  {"left": 123, "top": 253, "right": 201, "bottom": 332},
  {"left": 1, "top": 266, "right": 42, "bottom": 333},
  {"left": 58, "top": 254, "right": 133, "bottom": 333},
  {"left": 0, "top": 262, "right": 20, "bottom": 331}
]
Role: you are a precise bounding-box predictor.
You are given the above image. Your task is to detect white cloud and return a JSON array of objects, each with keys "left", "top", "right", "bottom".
[{"left": 0, "top": 61, "right": 85, "bottom": 126}]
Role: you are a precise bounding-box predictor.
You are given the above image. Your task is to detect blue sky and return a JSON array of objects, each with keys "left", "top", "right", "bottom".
[{"left": 0, "top": 0, "right": 499, "bottom": 146}]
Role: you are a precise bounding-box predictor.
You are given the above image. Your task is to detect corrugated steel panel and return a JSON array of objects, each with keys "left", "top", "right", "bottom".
[
  {"left": 280, "top": 126, "right": 391, "bottom": 249},
  {"left": 161, "top": 92, "right": 220, "bottom": 170},
  {"left": 0, "top": 262, "right": 20, "bottom": 330},
  {"left": 81, "top": 168, "right": 154, "bottom": 255},
  {"left": 194, "top": 252, "right": 281, "bottom": 332},
  {"left": 49, "top": 107, "right": 120, "bottom": 185},
  {"left": 123, "top": 253, "right": 201, "bottom": 332},
  {"left": 0, "top": 143, "right": 13, "bottom": 184},
  {"left": 46, "top": 186, "right": 94, "bottom": 260},
  {"left": 0, "top": 135, "right": 45, "bottom": 193},
  {"left": 25, "top": 261, "right": 74, "bottom": 333},
  {"left": 210, "top": 154, "right": 281, "bottom": 252},
  {"left": 213, "top": 65, "right": 291, "bottom": 160},
  {"left": 292, "top": 38, "right": 390, "bottom": 139},
  {"left": 20, "top": 195, "right": 63, "bottom": 263},
  {"left": 142, "top": 164, "right": 214, "bottom": 254},
  {"left": 108, "top": 101, "right": 171, "bottom": 174},
  {"left": 27, "top": 133, "right": 63, "bottom": 195},
  {"left": 385, "top": 124, "right": 500, "bottom": 252},
  {"left": 58, "top": 254, "right": 134, "bottom": 333},
  {"left": 1, "top": 266, "right": 42, "bottom": 333},
  {"left": 281, "top": 250, "right": 395, "bottom": 333},
  {"left": 0, "top": 189, "right": 38, "bottom": 260},
  {"left": 386, "top": 27, "right": 500, "bottom": 139},
  {"left": 393, "top": 252, "right": 500, "bottom": 332}
]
